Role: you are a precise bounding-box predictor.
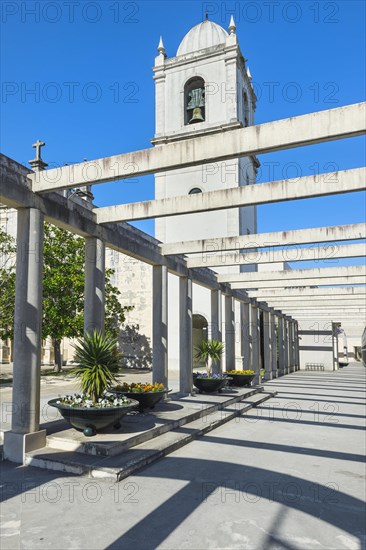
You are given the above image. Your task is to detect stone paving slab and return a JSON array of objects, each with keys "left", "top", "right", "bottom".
[{"left": 1, "top": 363, "right": 365, "bottom": 550}]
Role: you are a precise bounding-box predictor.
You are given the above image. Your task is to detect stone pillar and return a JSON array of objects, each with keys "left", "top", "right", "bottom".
[
  {"left": 284, "top": 318, "right": 290, "bottom": 374},
  {"left": 4, "top": 208, "right": 46, "bottom": 463},
  {"left": 294, "top": 321, "right": 300, "bottom": 370},
  {"left": 277, "top": 315, "right": 285, "bottom": 376},
  {"left": 179, "top": 276, "right": 193, "bottom": 394},
  {"left": 225, "top": 295, "right": 236, "bottom": 372},
  {"left": 240, "top": 302, "right": 251, "bottom": 369},
  {"left": 262, "top": 309, "right": 272, "bottom": 380},
  {"left": 84, "top": 237, "right": 105, "bottom": 334},
  {"left": 250, "top": 303, "right": 261, "bottom": 384},
  {"left": 42, "top": 337, "right": 53, "bottom": 365},
  {"left": 152, "top": 265, "right": 168, "bottom": 388},
  {"left": 270, "top": 311, "right": 278, "bottom": 378},
  {"left": 290, "top": 321, "right": 296, "bottom": 372},
  {"left": 210, "top": 289, "right": 222, "bottom": 373},
  {"left": 0, "top": 339, "right": 10, "bottom": 364}
]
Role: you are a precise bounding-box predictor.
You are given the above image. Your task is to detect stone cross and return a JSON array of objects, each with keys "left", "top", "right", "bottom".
[
  {"left": 32, "top": 139, "right": 46, "bottom": 161},
  {"left": 29, "top": 139, "right": 48, "bottom": 171}
]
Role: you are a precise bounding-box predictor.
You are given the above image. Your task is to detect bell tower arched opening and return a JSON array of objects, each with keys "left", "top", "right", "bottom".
[{"left": 184, "top": 77, "right": 205, "bottom": 125}]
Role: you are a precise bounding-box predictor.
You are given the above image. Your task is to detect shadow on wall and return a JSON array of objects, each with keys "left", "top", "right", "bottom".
[{"left": 119, "top": 324, "right": 152, "bottom": 370}]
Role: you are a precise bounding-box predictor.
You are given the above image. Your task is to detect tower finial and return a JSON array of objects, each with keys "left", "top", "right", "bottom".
[
  {"left": 228, "top": 15, "right": 236, "bottom": 34},
  {"left": 205, "top": 11, "right": 209, "bottom": 21},
  {"left": 157, "top": 36, "right": 166, "bottom": 56}
]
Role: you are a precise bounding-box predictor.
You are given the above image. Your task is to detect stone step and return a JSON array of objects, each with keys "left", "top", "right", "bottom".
[
  {"left": 44, "top": 387, "right": 263, "bottom": 457},
  {"left": 25, "top": 390, "right": 275, "bottom": 481}
]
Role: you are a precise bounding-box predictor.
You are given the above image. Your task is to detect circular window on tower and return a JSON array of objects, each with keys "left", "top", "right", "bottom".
[{"left": 188, "top": 187, "right": 203, "bottom": 195}]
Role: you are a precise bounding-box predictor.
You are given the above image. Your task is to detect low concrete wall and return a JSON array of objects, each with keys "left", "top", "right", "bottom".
[{"left": 298, "top": 319, "right": 335, "bottom": 371}]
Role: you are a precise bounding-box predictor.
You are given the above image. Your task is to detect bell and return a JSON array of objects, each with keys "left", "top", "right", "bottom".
[{"left": 189, "top": 107, "right": 204, "bottom": 124}]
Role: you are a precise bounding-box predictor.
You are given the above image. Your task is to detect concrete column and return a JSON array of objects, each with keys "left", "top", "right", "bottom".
[
  {"left": 277, "top": 315, "right": 285, "bottom": 376},
  {"left": 4, "top": 208, "right": 46, "bottom": 463},
  {"left": 332, "top": 324, "right": 339, "bottom": 371},
  {"left": 84, "top": 237, "right": 105, "bottom": 334},
  {"left": 0, "top": 339, "right": 10, "bottom": 364},
  {"left": 284, "top": 319, "right": 290, "bottom": 374},
  {"left": 250, "top": 303, "right": 261, "bottom": 385},
  {"left": 210, "top": 289, "right": 222, "bottom": 373},
  {"left": 262, "top": 310, "right": 272, "bottom": 380},
  {"left": 290, "top": 321, "right": 296, "bottom": 372},
  {"left": 270, "top": 312, "right": 278, "bottom": 378},
  {"left": 225, "top": 295, "right": 236, "bottom": 372},
  {"left": 179, "top": 276, "right": 193, "bottom": 394},
  {"left": 240, "top": 302, "right": 251, "bottom": 369},
  {"left": 294, "top": 321, "right": 300, "bottom": 370},
  {"left": 152, "top": 265, "right": 168, "bottom": 388}
]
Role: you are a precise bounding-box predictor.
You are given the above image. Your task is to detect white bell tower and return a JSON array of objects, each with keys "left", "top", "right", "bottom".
[
  {"left": 152, "top": 17, "right": 259, "bottom": 372},
  {"left": 152, "top": 17, "right": 258, "bottom": 254}
]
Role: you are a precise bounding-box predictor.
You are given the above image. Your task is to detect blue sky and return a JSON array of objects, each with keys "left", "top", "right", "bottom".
[{"left": 1, "top": 0, "right": 365, "bottom": 269}]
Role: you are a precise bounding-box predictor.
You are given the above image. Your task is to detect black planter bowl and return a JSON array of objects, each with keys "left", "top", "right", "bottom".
[
  {"left": 109, "top": 389, "right": 170, "bottom": 412},
  {"left": 193, "top": 377, "right": 229, "bottom": 394},
  {"left": 48, "top": 398, "right": 139, "bottom": 436},
  {"left": 338, "top": 361, "right": 349, "bottom": 367},
  {"left": 224, "top": 373, "right": 255, "bottom": 387}
]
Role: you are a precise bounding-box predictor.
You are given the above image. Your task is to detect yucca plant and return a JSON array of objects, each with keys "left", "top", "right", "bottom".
[
  {"left": 194, "top": 339, "right": 224, "bottom": 377},
  {"left": 72, "top": 330, "right": 122, "bottom": 403}
]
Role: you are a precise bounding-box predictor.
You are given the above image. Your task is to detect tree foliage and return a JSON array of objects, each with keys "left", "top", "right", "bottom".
[
  {"left": 0, "top": 227, "right": 16, "bottom": 341},
  {"left": 0, "top": 222, "right": 132, "bottom": 370}
]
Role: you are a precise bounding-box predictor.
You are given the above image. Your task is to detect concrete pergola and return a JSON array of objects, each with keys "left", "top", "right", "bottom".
[{"left": 1, "top": 102, "right": 365, "bottom": 463}]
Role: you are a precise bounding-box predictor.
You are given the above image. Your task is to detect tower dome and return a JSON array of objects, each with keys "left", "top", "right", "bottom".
[{"left": 177, "top": 20, "right": 228, "bottom": 56}]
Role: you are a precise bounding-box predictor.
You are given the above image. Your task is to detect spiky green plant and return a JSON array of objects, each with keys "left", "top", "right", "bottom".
[
  {"left": 72, "top": 331, "right": 121, "bottom": 403},
  {"left": 194, "top": 339, "right": 224, "bottom": 376}
]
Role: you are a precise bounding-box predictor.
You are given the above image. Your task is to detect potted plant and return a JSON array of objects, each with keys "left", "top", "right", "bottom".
[
  {"left": 110, "top": 382, "right": 170, "bottom": 412},
  {"left": 224, "top": 369, "right": 256, "bottom": 387},
  {"left": 193, "top": 339, "right": 229, "bottom": 393},
  {"left": 48, "top": 331, "right": 138, "bottom": 436}
]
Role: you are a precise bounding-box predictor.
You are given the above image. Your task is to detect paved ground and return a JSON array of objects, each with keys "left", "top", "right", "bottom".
[{"left": 1, "top": 363, "right": 365, "bottom": 550}]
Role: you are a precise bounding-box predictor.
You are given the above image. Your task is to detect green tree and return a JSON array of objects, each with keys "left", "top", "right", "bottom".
[
  {"left": 0, "top": 227, "right": 16, "bottom": 342},
  {"left": 0, "top": 223, "right": 132, "bottom": 371},
  {"left": 42, "top": 223, "right": 85, "bottom": 371}
]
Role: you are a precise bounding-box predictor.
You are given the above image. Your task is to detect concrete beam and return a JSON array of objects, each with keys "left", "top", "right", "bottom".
[
  {"left": 30, "top": 103, "right": 366, "bottom": 192},
  {"left": 161, "top": 223, "right": 365, "bottom": 255},
  {"left": 259, "top": 296, "right": 364, "bottom": 304},
  {"left": 218, "top": 265, "right": 365, "bottom": 284},
  {"left": 95, "top": 168, "right": 365, "bottom": 224},
  {"left": 187, "top": 243, "right": 365, "bottom": 268},
  {"left": 248, "top": 287, "right": 366, "bottom": 298},
  {"left": 295, "top": 313, "right": 365, "bottom": 318},
  {"left": 230, "top": 277, "right": 366, "bottom": 289},
  {"left": 267, "top": 300, "right": 365, "bottom": 308},
  {"left": 281, "top": 310, "right": 366, "bottom": 315},
  {"left": 0, "top": 157, "right": 227, "bottom": 291}
]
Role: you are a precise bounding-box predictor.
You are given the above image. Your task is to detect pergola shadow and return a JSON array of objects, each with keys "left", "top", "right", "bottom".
[{"left": 103, "top": 455, "right": 365, "bottom": 549}]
